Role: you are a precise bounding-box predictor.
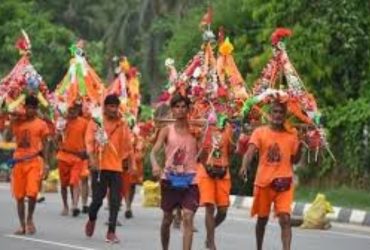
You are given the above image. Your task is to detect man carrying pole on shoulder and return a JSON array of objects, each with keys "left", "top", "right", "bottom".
[
  {"left": 5, "top": 95, "right": 51, "bottom": 235},
  {"left": 55, "top": 102, "right": 88, "bottom": 217},
  {"left": 198, "top": 118, "right": 233, "bottom": 250},
  {"left": 84, "top": 94, "right": 134, "bottom": 244},
  {"left": 150, "top": 94, "right": 200, "bottom": 250},
  {"left": 239, "top": 99, "right": 302, "bottom": 250}
]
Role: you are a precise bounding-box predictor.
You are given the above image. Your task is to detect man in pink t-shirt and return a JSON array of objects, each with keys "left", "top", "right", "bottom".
[{"left": 151, "top": 94, "right": 199, "bottom": 250}]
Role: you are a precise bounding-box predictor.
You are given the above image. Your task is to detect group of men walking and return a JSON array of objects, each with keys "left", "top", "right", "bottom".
[
  {"left": 151, "top": 94, "right": 301, "bottom": 250},
  {"left": 4, "top": 92, "right": 301, "bottom": 250}
]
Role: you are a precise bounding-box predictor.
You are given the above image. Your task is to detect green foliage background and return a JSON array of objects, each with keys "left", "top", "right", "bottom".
[
  {"left": 0, "top": 0, "right": 369, "bottom": 190},
  {"left": 159, "top": 0, "right": 370, "bottom": 190}
]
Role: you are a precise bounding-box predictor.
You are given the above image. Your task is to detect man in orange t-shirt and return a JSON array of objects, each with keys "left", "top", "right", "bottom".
[
  {"left": 239, "top": 100, "right": 302, "bottom": 250},
  {"left": 76, "top": 102, "right": 91, "bottom": 214},
  {"left": 121, "top": 129, "right": 144, "bottom": 219},
  {"left": 56, "top": 104, "right": 88, "bottom": 217},
  {"left": 198, "top": 123, "right": 233, "bottom": 250},
  {"left": 84, "top": 94, "right": 134, "bottom": 244},
  {"left": 6, "top": 96, "right": 51, "bottom": 235}
]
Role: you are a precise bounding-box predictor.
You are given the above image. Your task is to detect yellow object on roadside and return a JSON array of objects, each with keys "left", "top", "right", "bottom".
[
  {"left": 142, "top": 180, "right": 161, "bottom": 207},
  {"left": 42, "top": 180, "right": 58, "bottom": 193},
  {"left": 47, "top": 169, "right": 60, "bottom": 181},
  {"left": 300, "top": 193, "right": 333, "bottom": 230},
  {"left": 43, "top": 169, "right": 59, "bottom": 193}
]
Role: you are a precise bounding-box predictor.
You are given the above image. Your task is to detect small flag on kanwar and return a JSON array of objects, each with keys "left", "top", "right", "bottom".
[{"left": 199, "top": 7, "right": 213, "bottom": 28}]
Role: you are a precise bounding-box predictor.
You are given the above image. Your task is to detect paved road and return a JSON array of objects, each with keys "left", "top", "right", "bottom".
[{"left": 1, "top": 183, "right": 370, "bottom": 250}]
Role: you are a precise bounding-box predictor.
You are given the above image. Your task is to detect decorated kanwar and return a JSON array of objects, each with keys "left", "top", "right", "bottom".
[
  {"left": 3, "top": 2, "right": 365, "bottom": 249},
  {"left": 0, "top": 31, "right": 52, "bottom": 235}
]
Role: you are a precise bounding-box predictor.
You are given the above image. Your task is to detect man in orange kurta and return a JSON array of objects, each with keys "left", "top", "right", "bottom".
[
  {"left": 121, "top": 127, "right": 145, "bottom": 219},
  {"left": 56, "top": 104, "right": 88, "bottom": 217},
  {"left": 76, "top": 102, "right": 91, "bottom": 213},
  {"left": 239, "top": 100, "right": 302, "bottom": 250},
  {"left": 84, "top": 94, "right": 134, "bottom": 244},
  {"left": 198, "top": 123, "right": 233, "bottom": 250},
  {"left": 7, "top": 96, "right": 51, "bottom": 235}
]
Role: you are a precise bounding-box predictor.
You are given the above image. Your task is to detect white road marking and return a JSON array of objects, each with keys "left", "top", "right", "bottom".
[
  {"left": 4, "top": 234, "right": 97, "bottom": 250},
  {"left": 307, "top": 229, "right": 370, "bottom": 240},
  {"left": 2, "top": 183, "right": 370, "bottom": 243},
  {"left": 211, "top": 211, "right": 370, "bottom": 241}
]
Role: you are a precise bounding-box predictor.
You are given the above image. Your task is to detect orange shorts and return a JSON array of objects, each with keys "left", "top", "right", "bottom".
[
  {"left": 131, "top": 160, "right": 144, "bottom": 185},
  {"left": 80, "top": 160, "right": 89, "bottom": 179},
  {"left": 58, "top": 160, "right": 84, "bottom": 188},
  {"left": 12, "top": 158, "right": 43, "bottom": 199},
  {"left": 198, "top": 176, "right": 231, "bottom": 207},
  {"left": 121, "top": 171, "right": 132, "bottom": 199},
  {"left": 251, "top": 185, "right": 294, "bottom": 217}
]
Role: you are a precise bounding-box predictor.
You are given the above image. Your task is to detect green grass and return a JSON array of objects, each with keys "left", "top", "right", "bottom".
[{"left": 295, "top": 185, "right": 370, "bottom": 212}]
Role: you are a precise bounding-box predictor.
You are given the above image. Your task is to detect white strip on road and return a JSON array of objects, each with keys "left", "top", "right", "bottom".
[
  {"left": 4, "top": 234, "right": 96, "bottom": 250},
  {"left": 317, "top": 229, "right": 370, "bottom": 240},
  {"left": 223, "top": 214, "right": 370, "bottom": 240}
]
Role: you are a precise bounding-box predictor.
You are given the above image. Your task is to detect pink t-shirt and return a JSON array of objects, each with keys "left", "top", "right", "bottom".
[{"left": 162, "top": 124, "right": 198, "bottom": 182}]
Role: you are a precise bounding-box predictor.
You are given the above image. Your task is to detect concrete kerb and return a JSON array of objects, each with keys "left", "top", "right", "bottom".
[{"left": 229, "top": 195, "right": 370, "bottom": 227}]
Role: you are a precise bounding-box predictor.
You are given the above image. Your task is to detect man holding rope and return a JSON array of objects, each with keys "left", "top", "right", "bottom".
[
  {"left": 55, "top": 103, "right": 88, "bottom": 217},
  {"left": 5, "top": 95, "right": 51, "bottom": 235},
  {"left": 150, "top": 94, "right": 200, "bottom": 250},
  {"left": 84, "top": 94, "right": 134, "bottom": 244},
  {"left": 239, "top": 99, "right": 302, "bottom": 250}
]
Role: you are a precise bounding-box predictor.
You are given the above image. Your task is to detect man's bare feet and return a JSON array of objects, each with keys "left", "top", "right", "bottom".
[
  {"left": 205, "top": 239, "right": 216, "bottom": 250},
  {"left": 26, "top": 222, "right": 36, "bottom": 235},
  {"left": 61, "top": 208, "right": 69, "bottom": 216},
  {"left": 14, "top": 227, "right": 26, "bottom": 235}
]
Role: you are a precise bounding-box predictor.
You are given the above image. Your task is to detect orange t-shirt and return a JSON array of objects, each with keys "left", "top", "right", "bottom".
[
  {"left": 198, "top": 125, "right": 233, "bottom": 179},
  {"left": 57, "top": 117, "right": 88, "bottom": 163},
  {"left": 204, "top": 124, "right": 233, "bottom": 167},
  {"left": 12, "top": 117, "right": 50, "bottom": 159},
  {"left": 86, "top": 117, "right": 133, "bottom": 172},
  {"left": 249, "top": 126, "right": 299, "bottom": 187}
]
